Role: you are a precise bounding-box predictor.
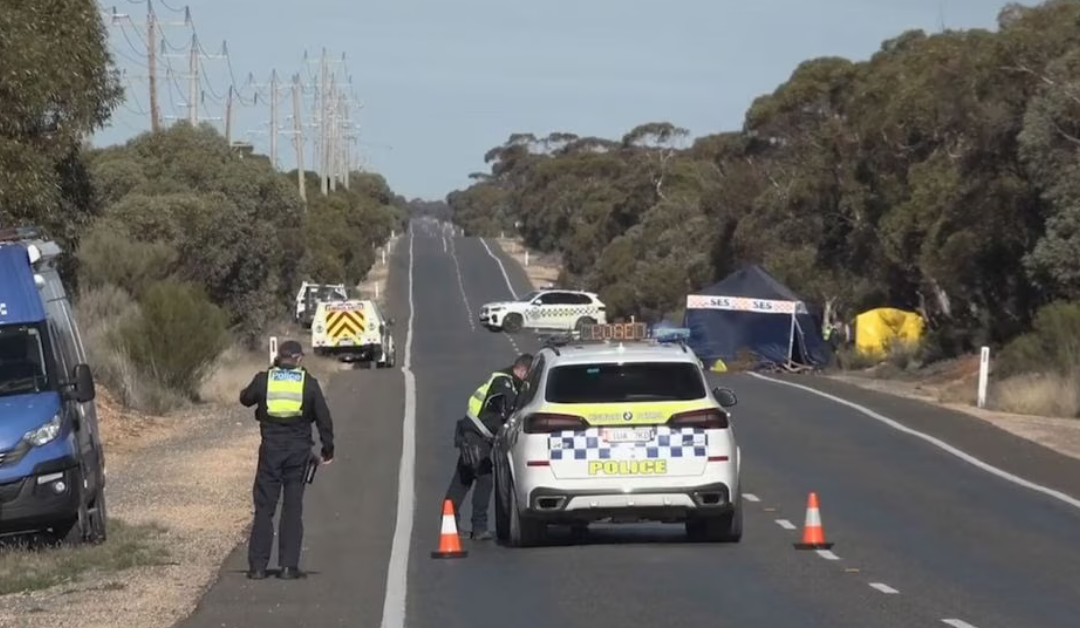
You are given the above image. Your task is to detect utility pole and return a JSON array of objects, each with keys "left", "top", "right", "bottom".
[
  {"left": 290, "top": 74, "right": 307, "bottom": 203},
  {"left": 245, "top": 70, "right": 283, "bottom": 167},
  {"left": 270, "top": 71, "right": 279, "bottom": 166},
  {"left": 328, "top": 76, "right": 338, "bottom": 192},
  {"left": 342, "top": 96, "right": 351, "bottom": 189},
  {"left": 188, "top": 34, "right": 199, "bottom": 124},
  {"left": 146, "top": 1, "right": 159, "bottom": 132},
  {"left": 224, "top": 86, "right": 234, "bottom": 143},
  {"left": 320, "top": 51, "right": 330, "bottom": 195},
  {"left": 303, "top": 49, "right": 347, "bottom": 196},
  {"left": 105, "top": 5, "right": 189, "bottom": 132},
  {"left": 163, "top": 34, "right": 226, "bottom": 127}
]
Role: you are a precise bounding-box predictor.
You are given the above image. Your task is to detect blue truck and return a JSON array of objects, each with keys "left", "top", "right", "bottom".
[{"left": 0, "top": 227, "right": 107, "bottom": 544}]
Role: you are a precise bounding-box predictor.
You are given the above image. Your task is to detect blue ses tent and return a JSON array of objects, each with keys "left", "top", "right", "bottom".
[{"left": 682, "top": 265, "right": 830, "bottom": 368}]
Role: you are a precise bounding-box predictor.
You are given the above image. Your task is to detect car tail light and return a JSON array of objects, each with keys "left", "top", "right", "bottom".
[
  {"left": 523, "top": 413, "right": 588, "bottom": 434},
  {"left": 667, "top": 408, "right": 729, "bottom": 429}
]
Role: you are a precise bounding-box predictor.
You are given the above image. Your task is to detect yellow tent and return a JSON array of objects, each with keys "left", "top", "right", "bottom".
[{"left": 854, "top": 307, "right": 925, "bottom": 358}]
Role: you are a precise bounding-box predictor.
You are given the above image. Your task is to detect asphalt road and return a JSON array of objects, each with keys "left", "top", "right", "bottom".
[{"left": 177, "top": 220, "right": 1080, "bottom": 628}]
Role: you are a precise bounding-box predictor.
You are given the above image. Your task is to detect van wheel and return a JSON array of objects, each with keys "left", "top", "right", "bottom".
[
  {"left": 85, "top": 486, "right": 107, "bottom": 544},
  {"left": 502, "top": 313, "right": 523, "bottom": 334}
]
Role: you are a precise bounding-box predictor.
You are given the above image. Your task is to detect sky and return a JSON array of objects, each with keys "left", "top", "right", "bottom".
[{"left": 91, "top": 0, "right": 1033, "bottom": 201}]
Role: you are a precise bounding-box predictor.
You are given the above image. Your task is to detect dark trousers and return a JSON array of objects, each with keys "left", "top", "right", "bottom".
[
  {"left": 248, "top": 444, "right": 309, "bottom": 570},
  {"left": 445, "top": 455, "right": 493, "bottom": 532}
]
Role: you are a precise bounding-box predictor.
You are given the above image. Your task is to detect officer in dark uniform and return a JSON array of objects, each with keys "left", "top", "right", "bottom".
[
  {"left": 446, "top": 353, "right": 533, "bottom": 540},
  {"left": 239, "top": 340, "right": 334, "bottom": 580}
]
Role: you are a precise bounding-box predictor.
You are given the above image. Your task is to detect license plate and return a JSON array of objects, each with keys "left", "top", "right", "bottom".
[
  {"left": 339, "top": 339, "right": 353, "bottom": 346},
  {"left": 601, "top": 427, "right": 654, "bottom": 443}
]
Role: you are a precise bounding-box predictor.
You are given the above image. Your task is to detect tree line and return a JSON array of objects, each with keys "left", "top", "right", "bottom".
[
  {"left": 446, "top": 0, "right": 1080, "bottom": 374},
  {"left": 1, "top": 1, "right": 407, "bottom": 411}
]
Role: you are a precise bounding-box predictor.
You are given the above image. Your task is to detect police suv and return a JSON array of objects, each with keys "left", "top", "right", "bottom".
[
  {"left": 490, "top": 323, "right": 742, "bottom": 547},
  {"left": 0, "top": 227, "right": 106, "bottom": 544},
  {"left": 479, "top": 289, "right": 606, "bottom": 334}
]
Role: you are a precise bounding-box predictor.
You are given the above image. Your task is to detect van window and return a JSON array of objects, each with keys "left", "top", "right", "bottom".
[{"left": 0, "top": 324, "right": 52, "bottom": 397}]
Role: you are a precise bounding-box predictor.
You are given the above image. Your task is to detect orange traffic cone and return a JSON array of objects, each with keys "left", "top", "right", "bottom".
[
  {"left": 793, "top": 492, "right": 834, "bottom": 550},
  {"left": 431, "top": 499, "right": 468, "bottom": 559}
]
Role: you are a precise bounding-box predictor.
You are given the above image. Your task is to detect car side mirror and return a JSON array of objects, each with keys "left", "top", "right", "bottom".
[
  {"left": 72, "top": 364, "right": 96, "bottom": 403},
  {"left": 713, "top": 386, "right": 737, "bottom": 408}
]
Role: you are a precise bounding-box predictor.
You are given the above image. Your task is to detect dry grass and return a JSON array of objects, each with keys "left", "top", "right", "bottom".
[
  {"left": 990, "top": 372, "right": 1080, "bottom": 418},
  {"left": 0, "top": 520, "right": 169, "bottom": 595},
  {"left": 494, "top": 237, "right": 561, "bottom": 290},
  {"left": 829, "top": 350, "right": 1080, "bottom": 463},
  {"left": 0, "top": 397, "right": 263, "bottom": 628}
]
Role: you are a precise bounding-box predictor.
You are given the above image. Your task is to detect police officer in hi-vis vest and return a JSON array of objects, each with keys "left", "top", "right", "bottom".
[
  {"left": 446, "top": 353, "right": 533, "bottom": 540},
  {"left": 239, "top": 340, "right": 334, "bottom": 580}
]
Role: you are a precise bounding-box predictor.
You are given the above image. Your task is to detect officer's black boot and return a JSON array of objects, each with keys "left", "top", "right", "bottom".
[
  {"left": 246, "top": 568, "right": 268, "bottom": 580},
  {"left": 279, "top": 567, "right": 308, "bottom": 580}
]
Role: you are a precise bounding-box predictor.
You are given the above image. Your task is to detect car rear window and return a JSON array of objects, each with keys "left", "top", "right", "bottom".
[{"left": 544, "top": 362, "right": 706, "bottom": 403}]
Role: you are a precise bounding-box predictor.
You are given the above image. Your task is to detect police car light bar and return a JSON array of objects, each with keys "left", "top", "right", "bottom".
[{"left": 577, "top": 322, "right": 649, "bottom": 341}]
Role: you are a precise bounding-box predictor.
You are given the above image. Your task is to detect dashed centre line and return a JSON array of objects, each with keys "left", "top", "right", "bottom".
[
  {"left": 742, "top": 493, "right": 761, "bottom": 502},
  {"left": 942, "top": 620, "right": 979, "bottom": 628},
  {"left": 448, "top": 236, "right": 475, "bottom": 331},
  {"left": 775, "top": 519, "right": 797, "bottom": 530},
  {"left": 816, "top": 549, "right": 841, "bottom": 561},
  {"left": 869, "top": 582, "right": 899, "bottom": 594}
]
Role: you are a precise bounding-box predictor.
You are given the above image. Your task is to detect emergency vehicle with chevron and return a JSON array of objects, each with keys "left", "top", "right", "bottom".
[
  {"left": 310, "top": 299, "right": 396, "bottom": 369},
  {"left": 479, "top": 288, "right": 606, "bottom": 334},
  {"left": 491, "top": 323, "right": 742, "bottom": 547}
]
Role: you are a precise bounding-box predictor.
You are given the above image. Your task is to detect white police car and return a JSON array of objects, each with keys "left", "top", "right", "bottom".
[
  {"left": 489, "top": 323, "right": 742, "bottom": 547},
  {"left": 479, "top": 289, "right": 606, "bottom": 334}
]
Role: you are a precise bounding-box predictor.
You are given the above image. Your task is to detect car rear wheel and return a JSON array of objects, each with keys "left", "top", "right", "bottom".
[
  {"left": 574, "top": 316, "right": 597, "bottom": 332},
  {"left": 508, "top": 485, "right": 545, "bottom": 547},
  {"left": 686, "top": 491, "right": 742, "bottom": 543},
  {"left": 502, "top": 313, "right": 523, "bottom": 334},
  {"left": 494, "top": 471, "right": 510, "bottom": 543}
]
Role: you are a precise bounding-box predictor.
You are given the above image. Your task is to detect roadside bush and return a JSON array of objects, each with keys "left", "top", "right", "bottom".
[
  {"left": 76, "top": 223, "right": 178, "bottom": 298},
  {"left": 998, "top": 301, "right": 1080, "bottom": 377},
  {"left": 117, "top": 280, "right": 229, "bottom": 399},
  {"left": 75, "top": 284, "right": 184, "bottom": 413}
]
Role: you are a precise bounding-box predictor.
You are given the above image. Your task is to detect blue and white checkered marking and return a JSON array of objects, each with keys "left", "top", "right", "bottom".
[{"left": 548, "top": 426, "right": 707, "bottom": 460}]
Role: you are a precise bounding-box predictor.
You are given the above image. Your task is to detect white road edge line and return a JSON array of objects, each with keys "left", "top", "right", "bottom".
[
  {"left": 816, "top": 549, "right": 840, "bottom": 560},
  {"left": 941, "top": 620, "right": 979, "bottom": 628},
  {"left": 476, "top": 237, "right": 523, "bottom": 353},
  {"left": 479, "top": 237, "right": 518, "bottom": 300},
  {"left": 742, "top": 493, "right": 761, "bottom": 502},
  {"left": 775, "top": 519, "right": 797, "bottom": 530},
  {"left": 869, "top": 582, "right": 899, "bottom": 594},
  {"left": 448, "top": 236, "right": 475, "bottom": 330},
  {"left": 379, "top": 228, "right": 416, "bottom": 628},
  {"left": 746, "top": 372, "right": 1080, "bottom": 512}
]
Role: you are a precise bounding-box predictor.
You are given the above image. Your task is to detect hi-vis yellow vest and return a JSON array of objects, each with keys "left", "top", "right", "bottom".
[
  {"left": 465, "top": 371, "right": 512, "bottom": 434},
  {"left": 266, "top": 368, "right": 305, "bottom": 419}
]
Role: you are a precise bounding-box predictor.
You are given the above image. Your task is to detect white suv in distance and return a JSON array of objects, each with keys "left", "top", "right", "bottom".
[
  {"left": 489, "top": 323, "right": 742, "bottom": 547},
  {"left": 479, "top": 289, "right": 606, "bottom": 334}
]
